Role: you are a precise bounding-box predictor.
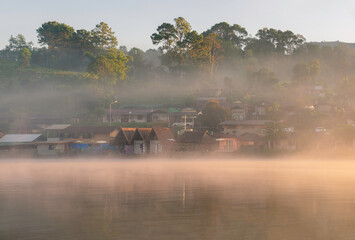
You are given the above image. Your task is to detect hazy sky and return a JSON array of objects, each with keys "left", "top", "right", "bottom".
[{"left": 1, "top": 0, "right": 355, "bottom": 50}]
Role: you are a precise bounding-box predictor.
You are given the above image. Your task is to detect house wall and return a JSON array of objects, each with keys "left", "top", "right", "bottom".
[
  {"left": 231, "top": 109, "right": 246, "bottom": 120},
  {"left": 37, "top": 144, "right": 66, "bottom": 156},
  {"left": 134, "top": 140, "right": 145, "bottom": 154},
  {"left": 150, "top": 140, "right": 162, "bottom": 154},
  {"left": 222, "top": 125, "right": 265, "bottom": 136},
  {"left": 152, "top": 114, "right": 169, "bottom": 122},
  {"left": 218, "top": 139, "right": 237, "bottom": 152}
]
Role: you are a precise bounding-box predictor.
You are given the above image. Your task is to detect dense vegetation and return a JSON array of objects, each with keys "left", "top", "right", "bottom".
[{"left": 1, "top": 18, "right": 355, "bottom": 132}]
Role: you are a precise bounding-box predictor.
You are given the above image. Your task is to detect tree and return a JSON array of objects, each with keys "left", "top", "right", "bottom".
[
  {"left": 199, "top": 100, "right": 231, "bottom": 133},
  {"left": 247, "top": 67, "right": 279, "bottom": 93},
  {"left": 195, "top": 33, "right": 222, "bottom": 79},
  {"left": 246, "top": 28, "right": 305, "bottom": 56},
  {"left": 18, "top": 48, "right": 31, "bottom": 67},
  {"left": 204, "top": 22, "right": 248, "bottom": 49},
  {"left": 91, "top": 22, "right": 118, "bottom": 51},
  {"left": 88, "top": 49, "right": 130, "bottom": 84},
  {"left": 37, "top": 21, "right": 74, "bottom": 50},
  {"left": 127, "top": 47, "right": 146, "bottom": 79},
  {"left": 1, "top": 34, "right": 33, "bottom": 61},
  {"left": 293, "top": 60, "right": 320, "bottom": 84},
  {"left": 71, "top": 29, "right": 94, "bottom": 53},
  {"left": 151, "top": 17, "right": 193, "bottom": 70},
  {"left": 5, "top": 34, "right": 33, "bottom": 52}
]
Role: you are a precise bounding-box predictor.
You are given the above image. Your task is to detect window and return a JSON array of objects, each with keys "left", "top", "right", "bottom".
[
  {"left": 137, "top": 115, "right": 143, "bottom": 120},
  {"left": 49, "top": 145, "right": 55, "bottom": 150}
]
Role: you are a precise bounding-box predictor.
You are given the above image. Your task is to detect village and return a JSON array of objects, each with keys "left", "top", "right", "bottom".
[{"left": 1, "top": 85, "right": 355, "bottom": 158}]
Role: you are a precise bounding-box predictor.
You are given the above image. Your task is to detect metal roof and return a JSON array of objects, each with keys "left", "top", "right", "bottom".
[
  {"left": 0, "top": 134, "right": 42, "bottom": 143},
  {"left": 45, "top": 124, "right": 71, "bottom": 130},
  {"left": 106, "top": 109, "right": 153, "bottom": 115},
  {"left": 219, "top": 120, "right": 273, "bottom": 125}
]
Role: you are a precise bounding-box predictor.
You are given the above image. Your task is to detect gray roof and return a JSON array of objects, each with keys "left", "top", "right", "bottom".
[
  {"left": 106, "top": 108, "right": 153, "bottom": 115},
  {"left": 45, "top": 124, "right": 71, "bottom": 130},
  {"left": 220, "top": 120, "right": 273, "bottom": 126},
  {"left": 0, "top": 134, "right": 42, "bottom": 143}
]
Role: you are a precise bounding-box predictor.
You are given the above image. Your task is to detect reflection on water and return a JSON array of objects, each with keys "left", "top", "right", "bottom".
[{"left": 1, "top": 159, "right": 355, "bottom": 240}]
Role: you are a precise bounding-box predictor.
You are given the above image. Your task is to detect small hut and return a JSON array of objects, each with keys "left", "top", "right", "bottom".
[
  {"left": 131, "top": 128, "right": 152, "bottom": 154},
  {"left": 112, "top": 128, "right": 136, "bottom": 154}
]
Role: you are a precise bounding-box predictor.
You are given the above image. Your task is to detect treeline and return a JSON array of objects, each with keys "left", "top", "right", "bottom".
[{"left": 1, "top": 17, "right": 355, "bottom": 122}]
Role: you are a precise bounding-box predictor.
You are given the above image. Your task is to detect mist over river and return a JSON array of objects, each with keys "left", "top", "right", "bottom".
[{"left": 1, "top": 159, "right": 355, "bottom": 240}]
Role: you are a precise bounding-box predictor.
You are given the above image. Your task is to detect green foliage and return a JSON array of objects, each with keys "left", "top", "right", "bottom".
[
  {"left": 204, "top": 22, "right": 248, "bottom": 49},
  {"left": 91, "top": 22, "right": 118, "bottom": 51},
  {"left": 246, "top": 28, "right": 305, "bottom": 56},
  {"left": 199, "top": 100, "right": 231, "bottom": 133},
  {"left": 37, "top": 21, "right": 75, "bottom": 50},
  {"left": 293, "top": 60, "right": 321, "bottom": 84},
  {"left": 18, "top": 48, "right": 31, "bottom": 68},
  {"left": 88, "top": 49, "right": 130, "bottom": 84}
]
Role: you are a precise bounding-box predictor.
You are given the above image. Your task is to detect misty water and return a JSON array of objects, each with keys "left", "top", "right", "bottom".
[{"left": 1, "top": 159, "right": 355, "bottom": 240}]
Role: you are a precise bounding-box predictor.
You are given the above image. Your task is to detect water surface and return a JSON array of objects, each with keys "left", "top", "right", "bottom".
[{"left": 1, "top": 159, "right": 355, "bottom": 240}]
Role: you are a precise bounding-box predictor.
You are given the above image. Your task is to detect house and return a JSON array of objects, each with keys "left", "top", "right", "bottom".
[
  {"left": 273, "top": 133, "right": 297, "bottom": 151},
  {"left": 131, "top": 128, "right": 152, "bottom": 154},
  {"left": 36, "top": 141, "right": 73, "bottom": 156},
  {"left": 147, "top": 128, "right": 175, "bottom": 154},
  {"left": 0, "top": 134, "right": 42, "bottom": 155},
  {"left": 148, "top": 110, "right": 169, "bottom": 123},
  {"left": 169, "top": 108, "right": 198, "bottom": 128},
  {"left": 237, "top": 132, "right": 265, "bottom": 149},
  {"left": 45, "top": 124, "right": 71, "bottom": 141},
  {"left": 177, "top": 130, "right": 216, "bottom": 152},
  {"left": 112, "top": 128, "right": 136, "bottom": 154},
  {"left": 59, "top": 126, "right": 118, "bottom": 154},
  {"left": 61, "top": 126, "right": 117, "bottom": 143},
  {"left": 230, "top": 104, "right": 247, "bottom": 120},
  {"left": 214, "top": 134, "right": 238, "bottom": 152},
  {"left": 252, "top": 103, "right": 267, "bottom": 119},
  {"left": 219, "top": 120, "right": 273, "bottom": 136},
  {"left": 196, "top": 97, "right": 227, "bottom": 110},
  {"left": 104, "top": 108, "right": 153, "bottom": 123}
]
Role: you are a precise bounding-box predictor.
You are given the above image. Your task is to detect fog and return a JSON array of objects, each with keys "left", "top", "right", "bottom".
[{"left": 1, "top": 158, "right": 355, "bottom": 239}]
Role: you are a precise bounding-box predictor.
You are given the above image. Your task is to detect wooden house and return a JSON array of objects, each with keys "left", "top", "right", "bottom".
[
  {"left": 112, "top": 128, "right": 136, "bottom": 154},
  {"left": 147, "top": 128, "right": 175, "bottom": 154},
  {"left": 131, "top": 128, "right": 152, "bottom": 154}
]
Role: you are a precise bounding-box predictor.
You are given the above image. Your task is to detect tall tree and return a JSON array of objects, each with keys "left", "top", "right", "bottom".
[
  {"left": 91, "top": 22, "right": 118, "bottom": 51},
  {"left": 37, "top": 21, "right": 74, "bottom": 50},
  {"left": 204, "top": 22, "right": 248, "bottom": 49},
  {"left": 246, "top": 28, "right": 305, "bottom": 56},
  {"left": 151, "top": 17, "right": 193, "bottom": 71}
]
